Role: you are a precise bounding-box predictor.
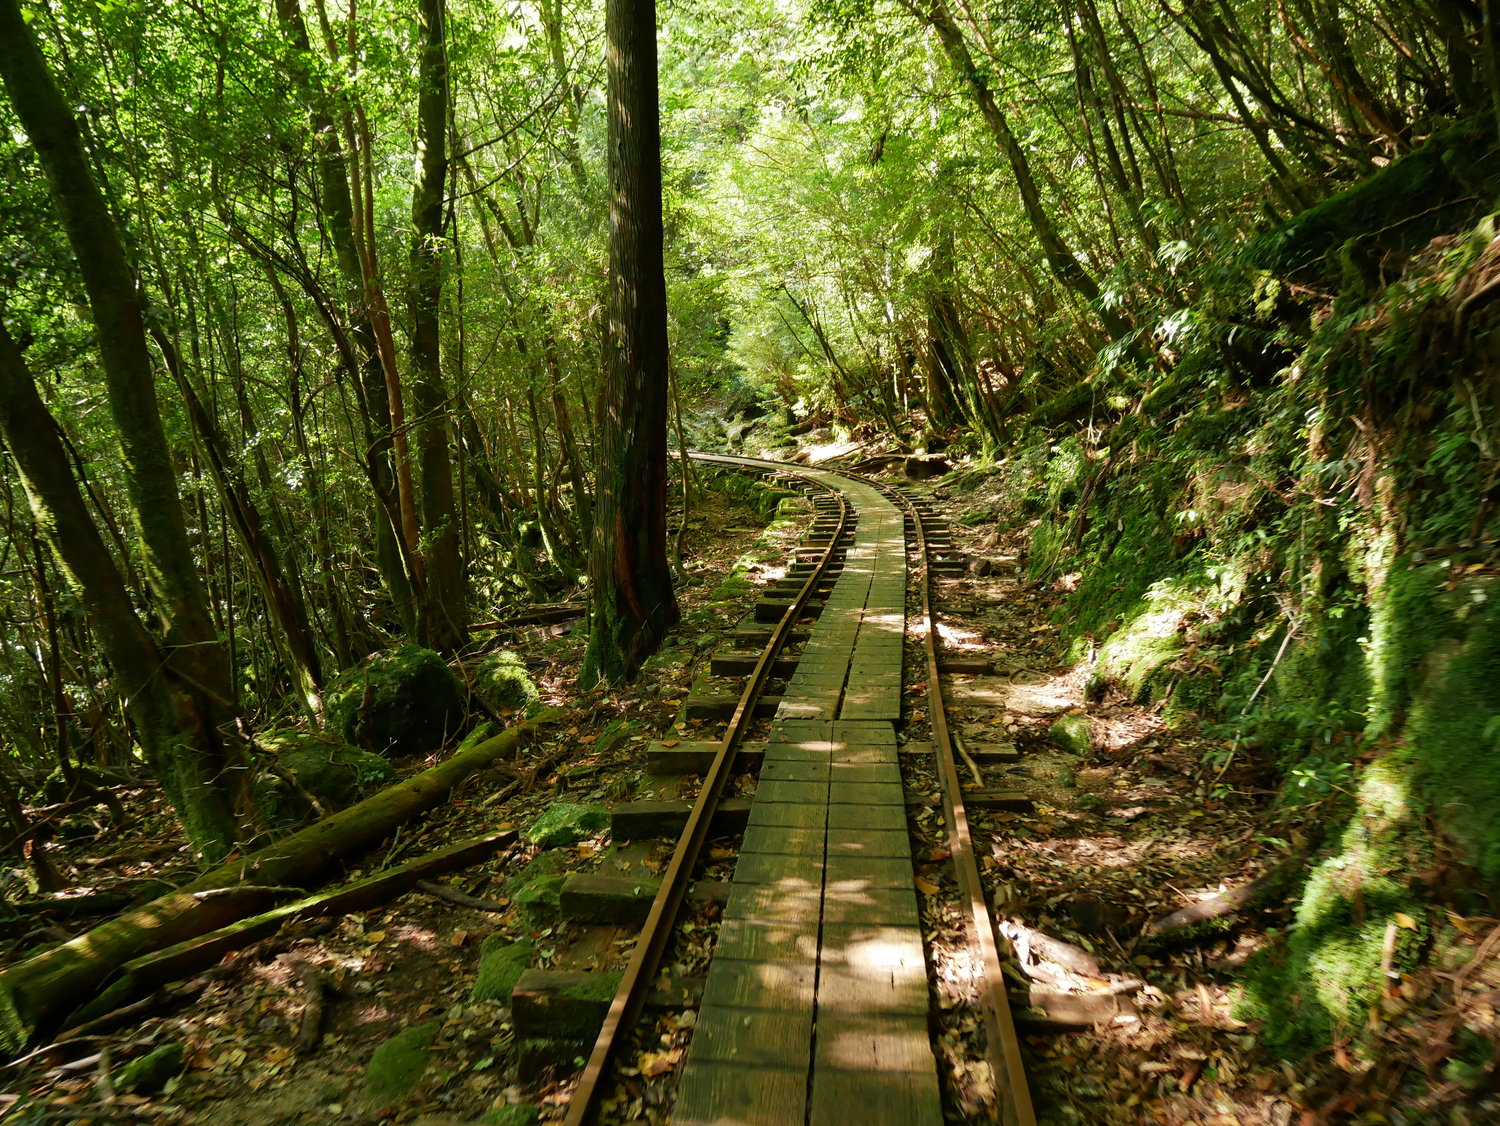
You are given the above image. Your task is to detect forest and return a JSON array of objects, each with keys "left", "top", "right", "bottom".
[{"left": 1, "top": 0, "right": 1499, "bottom": 1118}]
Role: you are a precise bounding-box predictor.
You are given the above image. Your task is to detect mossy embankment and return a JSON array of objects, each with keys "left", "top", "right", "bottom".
[{"left": 970, "top": 130, "right": 1500, "bottom": 1060}]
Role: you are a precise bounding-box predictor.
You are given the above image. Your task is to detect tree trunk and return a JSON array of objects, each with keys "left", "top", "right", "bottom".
[
  {"left": 581, "top": 0, "right": 679, "bottom": 686},
  {"left": 408, "top": 0, "right": 467, "bottom": 653},
  {"left": 0, "top": 0, "right": 248, "bottom": 860},
  {"left": 0, "top": 324, "right": 246, "bottom": 859},
  {"left": 272, "top": 0, "right": 419, "bottom": 637},
  {"left": 915, "top": 0, "right": 1134, "bottom": 341}
]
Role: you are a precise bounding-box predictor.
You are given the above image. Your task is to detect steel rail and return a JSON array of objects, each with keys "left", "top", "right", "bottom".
[
  {"left": 881, "top": 479, "right": 1037, "bottom": 1126},
  {"left": 564, "top": 457, "right": 850, "bottom": 1126}
]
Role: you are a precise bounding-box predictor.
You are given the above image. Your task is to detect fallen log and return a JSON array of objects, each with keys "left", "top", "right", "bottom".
[
  {"left": 0, "top": 719, "right": 543, "bottom": 1052},
  {"left": 121, "top": 829, "right": 514, "bottom": 992},
  {"left": 1135, "top": 852, "right": 1307, "bottom": 951}
]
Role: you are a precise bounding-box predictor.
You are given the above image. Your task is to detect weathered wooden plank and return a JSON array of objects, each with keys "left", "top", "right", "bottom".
[
  {"left": 733, "top": 852, "right": 824, "bottom": 887},
  {"left": 825, "top": 829, "right": 911, "bottom": 858},
  {"left": 821, "top": 886, "right": 919, "bottom": 926},
  {"left": 683, "top": 695, "right": 782, "bottom": 720},
  {"left": 724, "top": 883, "right": 822, "bottom": 924},
  {"left": 756, "top": 780, "right": 829, "bottom": 805},
  {"left": 962, "top": 789, "right": 1035, "bottom": 812},
  {"left": 645, "top": 741, "right": 765, "bottom": 775},
  {"left": 808, "top": 1067, "right": 943, "bottom": 1126},
  {"left": 701, "top": 959, "right": 817, "bottom": 1011},
  {"left": 747, "top": 801, "right": 827, "bottom": 829},
  {"left": 690, "top": 1005, "right": 814, "bottom": 1067},
  {"left": 827, "top": 803, "right": 906, "bottom": 832},
  {"left": 739, "top": 826, "right": 826, "bottom": 856},
  {"left": 674, "top": 1061, "right": 808, "bottom": 1126},
  {"left": 823, "top": 856, "right": 915, "bottom": 890},
  {"left": 760, "top": 759, "right": 832, "bottom": 783},
  {"left": 815, "top": 1014, "right": 933, "bottom": 1069},
  {"left": 713, "top": 918, "right": 818, "bottom": 964}
]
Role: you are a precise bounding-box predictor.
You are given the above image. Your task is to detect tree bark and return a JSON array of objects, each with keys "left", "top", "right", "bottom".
[
  {"left": 581, "top": 0, "right": 679, "bottom": 686},
  {"left": 408, "top": 0, "right": 467, "bottom": 652},
  {"left": 0, "top": 0, "right": 247, "bottom": 859},
  {"left": 0, "top": 323, "right": 246, "bottom": 856}
]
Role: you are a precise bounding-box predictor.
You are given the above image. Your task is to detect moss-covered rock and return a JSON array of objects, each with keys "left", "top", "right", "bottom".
[
  {"left": 364, "top": 1022, "right": 439, "bottom": 1107},
  {"left": 261, "top": 729, "right": 397, "bottom": 807},
  {"left": 1234, "top": 755, "right": 1428, "bottom": 1057},
  {"left": 116, "top": 1041, "right": 184, "bottom": 1092},
  {"left": 325, "top": 647, "right": 468, "bottom": 756},
  {"left": 475, "top": 651, "right": 540, "bottom": 713},
  {"left": 472, "top": 938, "right": 535, "bottom": 1003},
  {"left": 506, "top": 851, "right": 571, "bottom": 927},
  {"left": 524, "top": 803, "right": 609, "bottom": 849},
  {"left": 1048, "top": 714, "right": 1091, "bottom": 755}
]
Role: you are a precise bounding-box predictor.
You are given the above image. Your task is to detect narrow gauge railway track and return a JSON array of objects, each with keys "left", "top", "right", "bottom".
[
  {"left": 565, "top": 455, "right": 849, "bottom": 1126},
  {"left": 564, "top": 452, "right": 1036, "bottom": 1126}
]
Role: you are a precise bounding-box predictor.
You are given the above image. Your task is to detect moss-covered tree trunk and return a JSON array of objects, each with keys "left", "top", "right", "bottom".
[
  {"left": 0, "top": 0, "right": 247, "bottom": 858},
  {"left": 408, "top": 0, "right": 468, "bottom": 653},
  {"left": 581, "top": 0, "right": 679, "bottom": 686}
]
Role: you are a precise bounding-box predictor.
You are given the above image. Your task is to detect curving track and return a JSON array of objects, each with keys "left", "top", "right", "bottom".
[{"left": 565, "top": 452, "right": 1034, "bottom": 1126}]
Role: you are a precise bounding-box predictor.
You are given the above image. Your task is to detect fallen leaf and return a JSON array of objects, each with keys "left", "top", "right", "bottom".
[
  {"left": 915, "top": 876, "right": 942, "bottom": 896},
  {"left": 451, "top": 929, "right": 469, "bottom": 947},
  {"left": 1394, "top": 911, "right": 1418, "bottom": 930},
  {"left": 662, "top": 739, "right": 680, "bottom": 747},
  {"left": 366, "top": 931, "right": 386, "bottom": 943}
]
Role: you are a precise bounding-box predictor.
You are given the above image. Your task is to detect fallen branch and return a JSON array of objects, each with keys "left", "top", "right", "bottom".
[
  {"left": 1136, "top": 851, "right": 1308, "bottom": 950},
  {"left": 291, "top": 960, "right": 326, "bottom": 1054},
  {"left": 0, "top": 719, "right": 543, "bottom": 1051},
  {"left": 415, "top": 878, "right": 510, "bottom": 913}
]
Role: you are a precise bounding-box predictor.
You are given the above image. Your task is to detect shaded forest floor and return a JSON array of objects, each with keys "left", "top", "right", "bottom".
[{"left": 4, "top": 443, "right": 1498, "bottom": 1126}]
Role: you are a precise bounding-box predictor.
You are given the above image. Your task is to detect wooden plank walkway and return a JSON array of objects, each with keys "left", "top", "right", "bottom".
[{"left": 675, "top": 476, "right": 940, "bottom": 1126}]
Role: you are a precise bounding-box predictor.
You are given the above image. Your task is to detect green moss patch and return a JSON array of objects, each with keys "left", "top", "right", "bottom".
[
  {"left": 475, "top": 651, "right": 540, "bottom": 713},
  {"left": 325, "top": 646, "right": 468, "bottom": 756},
  {"left": 262, "top": 729, "right": 397, "bottom": 807},
  {"left": 364, "top": 1022, "right": 439, "bottom": 1108},
  {"left": 524, "top": 802, "right": 609, "bottom": 849},
  {"left": 1047, "top": 714, "right": 1091, "bottom": 755},
  {"left": 116, "top": 1042, "right": 184, "bottom": 1092},
  {"left": 507, "top": 850, "right": 572, "bottom": 927},
  {"left": 472, "top": 938, "right": 535, "bottom": 1003}
]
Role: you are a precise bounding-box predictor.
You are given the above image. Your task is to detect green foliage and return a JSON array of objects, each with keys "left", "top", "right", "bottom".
[{"left": 323, "top": 647, "right": 468, "bottom": 757}]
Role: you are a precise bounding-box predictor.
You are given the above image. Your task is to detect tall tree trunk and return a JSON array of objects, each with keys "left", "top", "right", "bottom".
[
  {"left": 581, "top": 0, "right": 679, "bottom": 686},
  {"left": 0, "top": 0, "right": 247, "bottom": 859},
  {"left": 408, "top": 0, "right": 467, "bottom": 653},
  {"left": 0, "top": 325, "right": 247, "bottom": 860}
]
